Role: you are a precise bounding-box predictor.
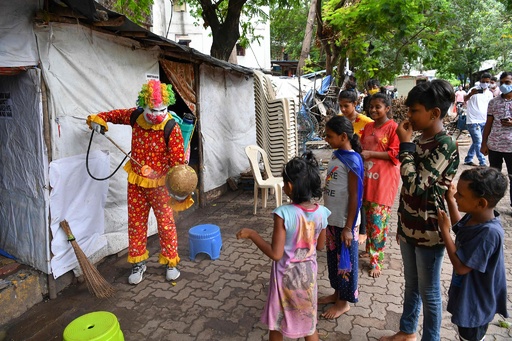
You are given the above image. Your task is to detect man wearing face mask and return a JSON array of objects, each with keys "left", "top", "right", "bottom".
[
  {"left": 481, "top": 71, "right": 512, "bottom": 206},
  {"left": 463, "top": 73, "right": 494, "bottom": 166},
  {"left": 490, "top": 76, "right": 501, "bottom": 97},
  {"left": 87, "top": 79, "right": 185, "bottom": 285}
]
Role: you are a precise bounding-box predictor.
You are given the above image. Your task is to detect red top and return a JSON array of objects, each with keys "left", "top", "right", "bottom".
[{"left": 360, "top": 120, "right": 400, "bottom": 206}]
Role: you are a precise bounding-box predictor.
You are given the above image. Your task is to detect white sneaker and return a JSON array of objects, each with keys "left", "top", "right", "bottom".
[
  {"left": 128, "top": 262, "right": 146, "bottom": 285},
  {"left": 166, "top": 266, "right": 180, "bottom": 281}
]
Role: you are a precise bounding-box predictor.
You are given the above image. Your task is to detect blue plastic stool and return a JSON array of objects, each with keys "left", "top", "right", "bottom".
[
  {"left": 188, "top": 224, "right": 222, "bottom": 261},
  {"left": 63, "top": 311, "right": 124, "bottom": 341}
]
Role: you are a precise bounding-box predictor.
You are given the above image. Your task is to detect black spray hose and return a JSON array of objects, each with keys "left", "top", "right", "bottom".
[{"left": 86, "top": 130, "right": 129, "bottom": 181}]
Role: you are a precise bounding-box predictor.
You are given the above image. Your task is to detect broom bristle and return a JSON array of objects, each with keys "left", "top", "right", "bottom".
[
  {"left": 70, "top": 242, "right": 115, "bottom": 298},
  {"left": 60, "top": 220, "right": 115, "bottom": 298}
]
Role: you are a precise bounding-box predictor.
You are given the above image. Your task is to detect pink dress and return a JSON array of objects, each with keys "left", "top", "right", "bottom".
[{"left": 261, "top": 203, "right": 330, "bottom": 338}]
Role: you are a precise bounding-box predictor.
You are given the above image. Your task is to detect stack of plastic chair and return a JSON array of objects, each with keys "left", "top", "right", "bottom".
[
  {"left": 253, "top": 71, "right": 298, "bottom": 177},
  {"left": 254, "top": 71, "right": 268, "bottom": 152}
]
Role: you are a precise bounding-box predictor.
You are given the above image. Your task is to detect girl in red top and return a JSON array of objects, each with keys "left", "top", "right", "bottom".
[{"left": 360, "top": 93, "right": 400, "bottom": 278}]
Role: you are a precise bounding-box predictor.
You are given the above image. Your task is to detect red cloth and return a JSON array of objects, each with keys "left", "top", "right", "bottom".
[{"left": 360, "top": 120, "right": 401, "bottom": 206}]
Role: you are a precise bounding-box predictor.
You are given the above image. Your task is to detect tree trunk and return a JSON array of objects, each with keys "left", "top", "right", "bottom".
[
  {"left": 297, "top": 0, "right": 317, "bottom": 76},
  {"left": 315, "top": 0, "right": 341, "bottom": 76},
  {"left": 200, "top": 0, "right": 247, "bottom": 61}
]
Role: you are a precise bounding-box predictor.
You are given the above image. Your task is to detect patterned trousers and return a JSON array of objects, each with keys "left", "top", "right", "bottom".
[
  {"left": 363, "top": 201, "right": 391, "bottom": 270},
  {"left": 127, "top": 183, "right": 180, "bottom": 266}
]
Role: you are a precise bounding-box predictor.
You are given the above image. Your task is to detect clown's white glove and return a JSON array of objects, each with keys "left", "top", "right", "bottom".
[{"left": 91, "top": 122, "right": 105, "bottom": 134}]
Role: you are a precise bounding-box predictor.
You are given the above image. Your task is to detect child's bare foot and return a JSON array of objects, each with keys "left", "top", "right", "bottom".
[
  {"left": 379, "top": 331, "right": 417, "bottom": 341},
  {"left": 321, "top": 300, "right": 350, "bottom": 319},
  {"left": 369, "top": 268, "right": 381, "bottom": 278},
  {"left": 318, "top": 293, "right": 337, "bottom": 305}
]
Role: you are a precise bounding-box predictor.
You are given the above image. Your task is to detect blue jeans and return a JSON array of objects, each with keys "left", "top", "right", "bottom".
[
  {"left": 399, "top": 240, "right": 445, "bottom": 341},
  {"left": 465, "top": 123, "right": 486, "bottom": 165}
]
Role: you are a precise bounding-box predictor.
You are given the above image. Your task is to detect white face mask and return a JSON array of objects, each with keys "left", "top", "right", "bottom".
[
  {"left": 480, "top": 82, "right": 489, "bottom": 90},
  {"left": 143, "top": 105, "right": 167, "bottom": 125}
]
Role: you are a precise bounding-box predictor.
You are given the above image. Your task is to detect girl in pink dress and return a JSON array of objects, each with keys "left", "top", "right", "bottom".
[
  {"left": 360, "top": 93, "right": 400, "bottom": 278},
  {"left": 236, "top": 151, "right": 331, "bottom": 341}
]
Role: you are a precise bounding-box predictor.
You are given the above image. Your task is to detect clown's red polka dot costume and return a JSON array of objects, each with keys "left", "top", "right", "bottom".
[{"left": 88, "top": 108, "right": 185, "bottom": 267}]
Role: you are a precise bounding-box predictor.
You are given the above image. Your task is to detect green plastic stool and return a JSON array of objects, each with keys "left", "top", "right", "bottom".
[{"left": 63, "top": 311, "right": 124, "bottom": 341}]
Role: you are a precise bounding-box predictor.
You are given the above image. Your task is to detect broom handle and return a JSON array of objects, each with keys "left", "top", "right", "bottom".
[{"left": 59, "top": 220, "right": 76, "bottom": 242}]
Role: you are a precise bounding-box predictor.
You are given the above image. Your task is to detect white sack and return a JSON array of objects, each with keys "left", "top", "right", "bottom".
[{"left": 49, "top": 150, "right": 109, "bottom": 279}]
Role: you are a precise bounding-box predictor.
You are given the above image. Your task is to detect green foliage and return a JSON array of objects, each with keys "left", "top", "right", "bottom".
[
  {"left": 302, "top": 58, "right": 323, "bottom": 74},
  {"left": 270, "top": 0, "right": 311, "bottom": 60},
  {"left": 495, "top": 20, "right": 512, "bottom": 71},
  {"left": 114, "top": 0, "right": 153, "bottom": 25},
  {"left": 435, "top": 72, "right": 461, "bottom": 87},
  {"left": 424, "top": 0, "right": 507, "bottom": 84},
  {"left": 313, "top": 0, "right": 511, "bottom": 87},
  {"left": 321, "top": 0, "right": 453, "bottom": 84}
]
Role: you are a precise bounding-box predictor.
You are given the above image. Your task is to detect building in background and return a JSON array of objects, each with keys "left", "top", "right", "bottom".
[
  {"left": 152, "top": 0, "right": 271, "bottom": 71},
  {"left": 393, "top": 70, "right": 435, "bottom": 98}
]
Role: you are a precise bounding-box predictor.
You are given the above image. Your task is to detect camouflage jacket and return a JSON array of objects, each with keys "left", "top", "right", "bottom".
[{"left": 397, "top": 131, "right": 459, "bottom": 247}]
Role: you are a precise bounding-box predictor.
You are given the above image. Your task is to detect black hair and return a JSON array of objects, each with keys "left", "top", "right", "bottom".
[
  {"left": 282, "top": 150, "right": 323, "bottom": 204},
  {"left": 481, "top": 72, "right": 491, "bottom": 80},
  {"left": 368, "top": 92, "right": 393, "bottom": 118},
  {"left": 338, "top": 89, "right": 358, "bottom": 103},
  {"left": 491, "top": 76, "right": 498, "bottom": 82},
  {"left": 325, "top": 115, "right": 362, "bottom": 153},
  {"left": 366, "top": 79, "right": 380, "bottom": 89},
  {"left": 459, "top": 167, "right": 508, "bottom": 208},
  {"left": 499, "top": 72, "right": 512, "bottom": 81},
  {"left": 404, "top": 79, "right": 455, "bottom": 118},
  {"left": 343, "top": 80, "right": 358, "bottom": 92}
]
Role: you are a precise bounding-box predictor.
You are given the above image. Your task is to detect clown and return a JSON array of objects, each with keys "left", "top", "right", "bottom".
[{"left": 87, "top": 80, "right": 185, "bottom": 285}]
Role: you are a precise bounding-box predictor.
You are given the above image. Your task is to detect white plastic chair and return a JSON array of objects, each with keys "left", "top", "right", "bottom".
[{"left": 245, "top": 145, "right": 284, "bottom": 215}]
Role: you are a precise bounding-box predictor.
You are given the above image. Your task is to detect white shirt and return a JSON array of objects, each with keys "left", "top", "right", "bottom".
[
  {"left": 466, "top": 88, "right": 493, "bottom": 124},
  {"left": 323, "top": 154, "right": 361, "bottom": 228}
]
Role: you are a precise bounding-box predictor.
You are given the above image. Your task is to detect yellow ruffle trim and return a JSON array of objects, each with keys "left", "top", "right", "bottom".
[
  {"left": 127, "top": 250, "right": 149, "bottom": 264},
  {"left": 135, "top": 113, "right": 171, "bottom": 130},
  {"left": 158, "top": 254, "right": 180, "bottom": 267},
  {"left": 168, "top": 195, "right": 194, "bottom": 212},
  {"left": 86, "top": 115, "right": 109, "bottom": 132},
  {"left": 124, "top": 162, "right": 166, "bottom": 188}
]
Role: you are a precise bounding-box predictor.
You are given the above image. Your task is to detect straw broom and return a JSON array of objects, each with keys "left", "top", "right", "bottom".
[{"left": 60, "top": 220, "right": 115, "bottom": 298}]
